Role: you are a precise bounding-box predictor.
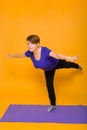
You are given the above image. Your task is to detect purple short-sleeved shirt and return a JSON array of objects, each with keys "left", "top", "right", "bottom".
[{"left": 25, "top": 47, "right": 59, "bottom": 71}]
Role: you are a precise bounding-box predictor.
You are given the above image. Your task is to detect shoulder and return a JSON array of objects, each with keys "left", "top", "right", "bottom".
[
  {"left": 42, "top": 46, "right": 51, "bottom": 51},
  {"left": 25, "top": 50, "right": 32, "bottom": 57},
  {"left": 42, "top": 46, "right": 52, "bottom": 56}
]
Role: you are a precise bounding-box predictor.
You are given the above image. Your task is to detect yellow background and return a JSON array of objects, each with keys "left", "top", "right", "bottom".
[{"left": 0, "top": 0, "right": 87, "bottom": 129}]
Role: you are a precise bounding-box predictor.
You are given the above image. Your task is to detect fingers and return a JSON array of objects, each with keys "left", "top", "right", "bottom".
[
  {"left": 70, "top": 56, "right": 79, "bottom": 62},
  {"left": 8, "top": 54, "right": 13, "bottom": 58},
  {"left": 73, "top": 56, "right": 79, "bottom": 60}
]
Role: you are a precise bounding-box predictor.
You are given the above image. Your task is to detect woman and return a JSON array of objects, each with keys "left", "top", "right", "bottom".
[{"left": 8, "top": 35, "right": 82, "bottom": 112}]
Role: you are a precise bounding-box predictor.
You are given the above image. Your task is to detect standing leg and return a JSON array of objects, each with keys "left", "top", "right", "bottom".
[{"left": 44, "top": 69, "right": 56, "bottom": 112}]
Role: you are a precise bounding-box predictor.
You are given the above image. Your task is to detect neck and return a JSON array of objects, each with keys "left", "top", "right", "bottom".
[{"left": 33, "top": 46, "right": 40, "bottom": 55}]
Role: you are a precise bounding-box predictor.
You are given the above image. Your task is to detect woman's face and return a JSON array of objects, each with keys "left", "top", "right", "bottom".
[{"left": 27, "top": 41, "right": 39, "bottom": 52}]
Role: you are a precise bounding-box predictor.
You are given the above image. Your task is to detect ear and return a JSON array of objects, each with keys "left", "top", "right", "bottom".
[{"left": 37, "top": 43, "right": 40, "bottom": 47}]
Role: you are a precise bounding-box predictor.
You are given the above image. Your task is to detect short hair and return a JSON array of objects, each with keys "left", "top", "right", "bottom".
[{"left": 26, "top": 35, "right": 40, "bottom": 44}]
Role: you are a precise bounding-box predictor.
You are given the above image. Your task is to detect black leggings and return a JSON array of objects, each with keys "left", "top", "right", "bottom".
[{"left": 44, "top": 60, "right": 79, "bottom": 106}]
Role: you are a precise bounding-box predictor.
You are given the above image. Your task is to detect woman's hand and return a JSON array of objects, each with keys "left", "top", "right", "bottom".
[
  {"left": 49, "top": 51, "right": 79, "bottom": 62},
  {"left": 8, "top": 53, "right": 26, "bottom": 58},
  {"left": 8, "top": 53, "right": 14, "bottom": 58},
  {"left": 68, "top": 56, "right": 79, "bottom": 62}
]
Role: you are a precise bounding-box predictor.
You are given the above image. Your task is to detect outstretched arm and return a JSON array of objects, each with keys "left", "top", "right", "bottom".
[
  {"left": 49, "top": 51, "right": 79, "bottom": 62},
  {"left": 8, "top": 53, "right": 26, "bottom": 58}
]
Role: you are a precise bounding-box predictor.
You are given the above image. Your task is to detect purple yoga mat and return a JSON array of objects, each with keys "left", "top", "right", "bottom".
[{"left": 0, "top": 105, "right": 87, "bottom": 124}]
